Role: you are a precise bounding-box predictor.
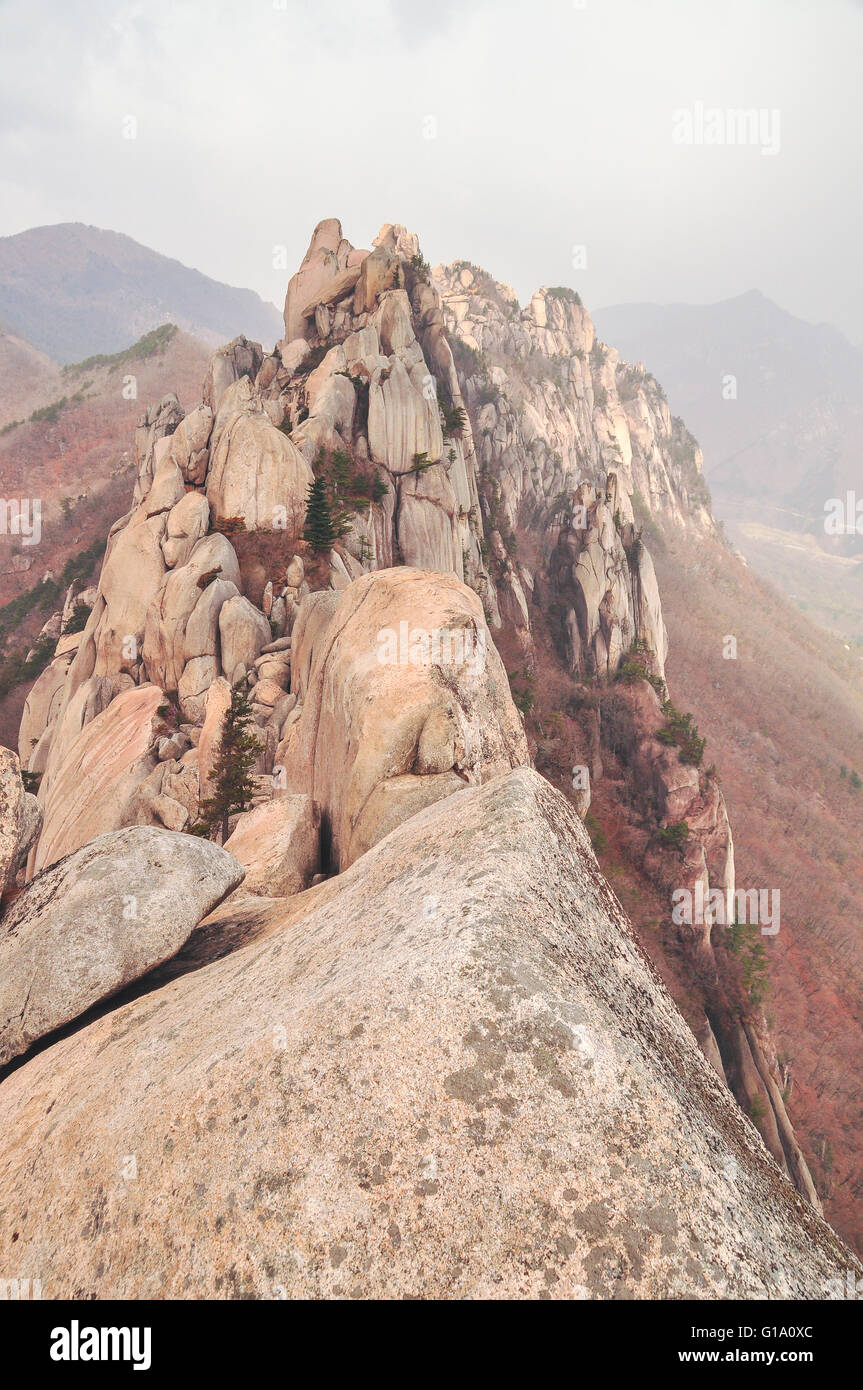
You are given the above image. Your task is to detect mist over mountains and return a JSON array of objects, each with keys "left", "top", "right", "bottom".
[
  {"left": 0, "top": 223, "right": 283, "bottom": 364},
  {"left": 595, "top": 291, "right": 863, "bottom": 641},
  {"left": 595, "top": 291, "right": 863, "bottom": 547}
]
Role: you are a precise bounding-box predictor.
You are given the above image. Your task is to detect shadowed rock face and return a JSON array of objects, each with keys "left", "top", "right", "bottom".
[
  {"left": 0, "top": 747, "right": 24, "bottom": 896},
  {"left": 548, "top": 483, "right": 668, "bottom": 682},
  {"left": 0, "top": 770, "right": 855, "bottom": 1299}
]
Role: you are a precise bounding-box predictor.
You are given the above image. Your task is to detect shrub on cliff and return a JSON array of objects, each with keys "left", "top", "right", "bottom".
[
  {"left": 303, "top": 476, "right": 338, "bottom": 552},
  {"left": 657, "top": 699, "right": 706, "bottom": 766},
  {"left": 193, "top": 684, "right": 259, "bottom": 844}
]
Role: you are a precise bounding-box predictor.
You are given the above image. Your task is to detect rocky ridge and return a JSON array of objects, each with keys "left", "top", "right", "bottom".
[
  {"left": 11, "top": 221, "right": 818, "bottom": 1194},
  {"left": 0, "top": 217, "right": 849, "bottom": 1293}
]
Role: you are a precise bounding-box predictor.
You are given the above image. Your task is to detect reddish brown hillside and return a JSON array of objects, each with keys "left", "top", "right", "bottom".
[
  {"left": 654, "top": 531, "right": 863, "bottom": 1254},
  {"left": 0, "top": 326, "right": 210, "bottom": 747},
  {"left": 0, "top": 328, "right": 61, "bottom": 424}
]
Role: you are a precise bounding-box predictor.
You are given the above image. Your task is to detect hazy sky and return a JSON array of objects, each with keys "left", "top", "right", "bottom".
[{"left": 1, "top": 0, "right": 861, "bottom": 337}]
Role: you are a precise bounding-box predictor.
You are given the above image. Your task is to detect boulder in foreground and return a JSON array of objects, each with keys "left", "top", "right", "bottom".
[{"left": 0, "top": 826, "right": 245, "bottom": 1066}]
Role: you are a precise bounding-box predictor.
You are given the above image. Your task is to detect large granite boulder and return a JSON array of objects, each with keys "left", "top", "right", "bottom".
[
  {"left": 218, "top": 595, "right": 271, "bottom": 683},
  {"left": 32, "top": 685, "right": 167, "bottom": 873},
  {"left": 282, "top": 568, "right": 529, "bottom": 869},
  {"left": 283, "top": 218, "right": 362, "bottom": 343},
  {"left": 206, "top": 378, "right": 313, "bottom": 532},
  {"left": 223, "top": 795, "right": 320, "bottom": 897},
  {"left": 0, "top": 826, "right": 244, "bottom": 1066}
]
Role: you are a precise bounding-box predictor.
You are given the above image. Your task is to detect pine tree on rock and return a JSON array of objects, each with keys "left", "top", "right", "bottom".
[
  {"left": 303, "top": 475, "right": 337, "bottom": 552},
  {"left": 196, "top": 682, "right": 260, "bottom": 843}
]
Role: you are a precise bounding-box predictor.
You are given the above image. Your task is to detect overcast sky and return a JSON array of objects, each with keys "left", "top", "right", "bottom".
[{"left": 1, "top": 0, "right": 861, "bottom": 338}]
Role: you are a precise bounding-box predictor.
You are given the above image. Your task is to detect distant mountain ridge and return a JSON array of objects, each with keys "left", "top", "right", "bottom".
[
  {"left": 594, "top": 291, "right": 863, "bottom": 544},
  {"left": 0, "top": 223, "right": 283, "bottom": 364},
  {"left": 594, "top": 291, "right": 863, "bottom": 640}
]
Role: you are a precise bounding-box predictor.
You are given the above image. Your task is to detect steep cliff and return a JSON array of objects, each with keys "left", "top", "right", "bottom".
[{"left": 431, "top": 253, "right": 818, "bottom": 1205}]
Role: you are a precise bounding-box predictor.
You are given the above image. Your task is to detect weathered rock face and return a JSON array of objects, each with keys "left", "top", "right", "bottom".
[
  {"left": 283, "top": 218, "right": 365, "bottom": 344},
  {"left": 218, "top": 594, "right": 271, "bottom": 683},
  {"left": 13, "top": 793, "right": 42, "bottom": 879},
  {"left": 105, "top": 456, "right": 184, "bottom": 649},
  {"left": 0, "top": 827, "right": 244, "bottom": 1066},
  {"left": 434, "top": 268, "right": 714, "bottom": 538},
  {"left": 549, "top": 483, "right": 667, "bottom": 681},
  {"left": 17, "top": 648, "right": 74, "bottom": 768},
  {"left": 143, "top": 533, "right": 243, "bottom": 697},
  {"left": 282, "top": 568, "right": 529, "bottom": 870},
  {"left": 203, "top": 336, "right": 263, "bottom": 415},
  {"left": 0, "top": 771, "right": 853, "bottom": 1298},
  {"left": 206, "top": 377, "right": 313, "bottom": 531},
  {"left": 0, "top": 757, "right": 39, "bottom": 902},
  {"left": 162, "top": 490, "right": 210, "bottom": 569},
  {"left": 274, "top": 222, "right": 490, "bottom": 598},
  {"left": 133, "top": 394, "right": 184, "bottom": 505},
  {"left": 367, "top": 351, "right": 443, "bottom": 473},
  {"left": 168, "top": 403, "right": 213, "bottom": 485},
  {"left": 223, "top": 795, "right": 320, "bottom": 897},
  {"left": 0, "top": 747, "right": 24, "bottom": 897},
  {"left": 32, "top": 685, "right": 166, "bottom": 873},
  {"left": 198, "top": 676, "right": 233, "bottom": 805}
]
